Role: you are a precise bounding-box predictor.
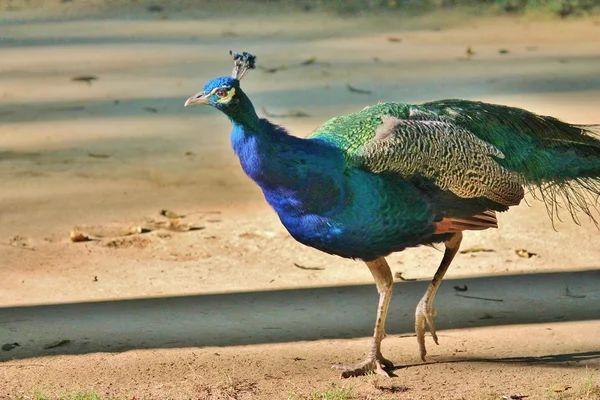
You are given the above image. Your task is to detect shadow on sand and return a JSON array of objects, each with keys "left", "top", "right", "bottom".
[{"left": 1, "top": 269, "right": 599, "bottom": 361}]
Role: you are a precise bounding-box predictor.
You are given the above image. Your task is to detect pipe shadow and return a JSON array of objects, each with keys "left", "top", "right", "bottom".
[{"left": 1, "top": 269, "right": 598, "bottom": 361}]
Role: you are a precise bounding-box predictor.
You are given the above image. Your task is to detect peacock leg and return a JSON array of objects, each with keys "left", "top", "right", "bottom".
[
  {"left": 415, "top": 232, "right": 463, "bottom": 361},
  {"left": 333, "top": 257, "right": 394, "bottom": 378}
]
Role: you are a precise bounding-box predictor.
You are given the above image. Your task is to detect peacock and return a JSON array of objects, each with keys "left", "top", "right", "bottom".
[{"left": 184, "top": 51, "right": 600, "bottom": 378}]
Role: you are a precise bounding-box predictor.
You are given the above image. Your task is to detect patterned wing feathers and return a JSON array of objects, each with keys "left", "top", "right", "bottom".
[{"left": 356, "top": 115, "right": 525, "bottom": 206}]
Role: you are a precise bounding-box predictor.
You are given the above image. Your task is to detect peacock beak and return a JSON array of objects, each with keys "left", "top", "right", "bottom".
[{"left": 184, "top": 91, "right": 210, "bottom": 107}]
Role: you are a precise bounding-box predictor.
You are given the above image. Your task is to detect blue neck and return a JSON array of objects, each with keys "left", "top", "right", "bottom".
[
  {"left": 229, "top": 117, "right": 294, "bottom": 188},
  {"left": 228, "top": 113, "right": 345, "bottom": 218}
]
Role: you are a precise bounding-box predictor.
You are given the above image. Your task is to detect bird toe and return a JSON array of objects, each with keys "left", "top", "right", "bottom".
[{"left": 333, "top": 356, "right": 394, "bottom": 378}]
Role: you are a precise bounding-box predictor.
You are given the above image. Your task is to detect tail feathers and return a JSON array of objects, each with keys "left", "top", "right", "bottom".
[
  {"left": 530, "top": 178, "right": 600, "bottom": 228},
  {"left": 419, "top": 99, "right": 600, "bottom": 227},
  {"left": 435, "top": 210, "right": 498, "bottom": 234},
  {"left": 529, "top": 124, "right": 600, "bottom": 227}
]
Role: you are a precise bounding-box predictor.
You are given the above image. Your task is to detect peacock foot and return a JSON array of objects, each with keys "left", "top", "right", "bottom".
[
  {"left": 332, "top": 353, "right": 394, "bottom": 378},
  {"left": 415, "top": 299, "right": 438, "bottom": 361}
]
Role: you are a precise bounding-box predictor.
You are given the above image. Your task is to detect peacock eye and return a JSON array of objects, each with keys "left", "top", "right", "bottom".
[{"left": 215, "top": 89, "right": 228, "bottom": 97}]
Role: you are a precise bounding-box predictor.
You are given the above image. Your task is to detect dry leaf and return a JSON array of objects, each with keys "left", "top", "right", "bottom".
[
  {"left": 70, "top": 230, "right": 90, "bottom": 243},
  {"left": 125, "top": 226, "right": 146, "bottom": 235},
  {"left": 515, "top": 249, "right": 537, "bottom": 258},
  {"left": 160, "top": 209, "right": 182, "bottom": 219},
  {"left": 552, "top": 386, "right": 571, "bottom": 393}
]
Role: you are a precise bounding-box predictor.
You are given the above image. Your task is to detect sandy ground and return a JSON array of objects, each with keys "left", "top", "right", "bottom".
[{"left": 1, "top": 2, "right": 600, "bottom": 399}]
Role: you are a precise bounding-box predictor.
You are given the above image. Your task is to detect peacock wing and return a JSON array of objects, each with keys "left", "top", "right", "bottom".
[{"left": 352, "top": 113, "right": 525, "bottom": 207}]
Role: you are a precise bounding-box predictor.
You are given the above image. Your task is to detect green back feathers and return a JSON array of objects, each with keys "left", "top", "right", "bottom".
[
  {"left": 307, "top": 99, "right": 600, "bottom": 225},
  {"left": 309, "top": 101, "right": 525, "bottom": 207},
  {"left": 308, "top": 102, "right": 412, "bottom": 152}
]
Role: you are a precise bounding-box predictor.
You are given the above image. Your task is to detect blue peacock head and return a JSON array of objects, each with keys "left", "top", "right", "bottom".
[{"left": 184, "top": 51, "right": 256, "bottom": 114}]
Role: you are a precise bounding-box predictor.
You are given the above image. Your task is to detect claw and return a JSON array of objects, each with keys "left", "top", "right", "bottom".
[
  {"left": 416, "top": 301, "right": 439, "bottom": 361},
  {"left": 333, "top": 355, "right": 394, "bottom": 378},
  {"left": 414, "top": 232, "right": 462, "bottom": 362}
]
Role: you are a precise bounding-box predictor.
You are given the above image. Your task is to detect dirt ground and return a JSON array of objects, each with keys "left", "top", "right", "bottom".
[{"left": 1, "top": 1, "right": 600, "bottom": 399}]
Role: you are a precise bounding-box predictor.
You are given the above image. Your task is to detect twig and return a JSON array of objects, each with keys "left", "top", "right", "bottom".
[
  {"left": 455, "top": 293, "right": 504, "bottom": 302},
  {"left": 293, "top": 263, "right": 324, "bottom": 271},
  {"left": 459, "top": 247, "right": 495, "bottom": 254},
  {"left": 259, "top": 57, "right": 328, "bottom": 73},
  {"left": 71, "top": 75, "right": 97, "bottom": 84},
  {"left": 43, "top": 339, "right": 70, "bottom": 349},
  {"left": 262, "top": 107, "right": 310, "bottom": 118},
  {"left": 394, "top": 271, "right": 416, "bottom": 281},
  {"left": 346, "top": 84, "right": 373, "bottom": 94},
  {"left": 88, "top": 152, "right": 110, "bottom": 159}
]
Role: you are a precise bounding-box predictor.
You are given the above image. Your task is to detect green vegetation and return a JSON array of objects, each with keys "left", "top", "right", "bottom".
[
  {"left": 289, "top": 384, "right": 354, "bottom": 400},
  {"left": 17, "top": 390, "right": 102, "bottom": 400},
  {"left": 582, "top": 367, "right": 600, "bottom": 399}
]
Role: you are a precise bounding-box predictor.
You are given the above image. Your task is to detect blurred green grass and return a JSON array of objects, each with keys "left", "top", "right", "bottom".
[
  {"left": 2, "top": 0, "right": 599, "bottom": 18},
  {"left": 278, "top": 0, "right": 600, "bottom": 16}
]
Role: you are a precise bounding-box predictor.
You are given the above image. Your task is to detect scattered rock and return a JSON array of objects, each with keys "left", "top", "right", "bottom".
[{"left": 1, "top": 343, "right": 19, "bottom": 351}]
